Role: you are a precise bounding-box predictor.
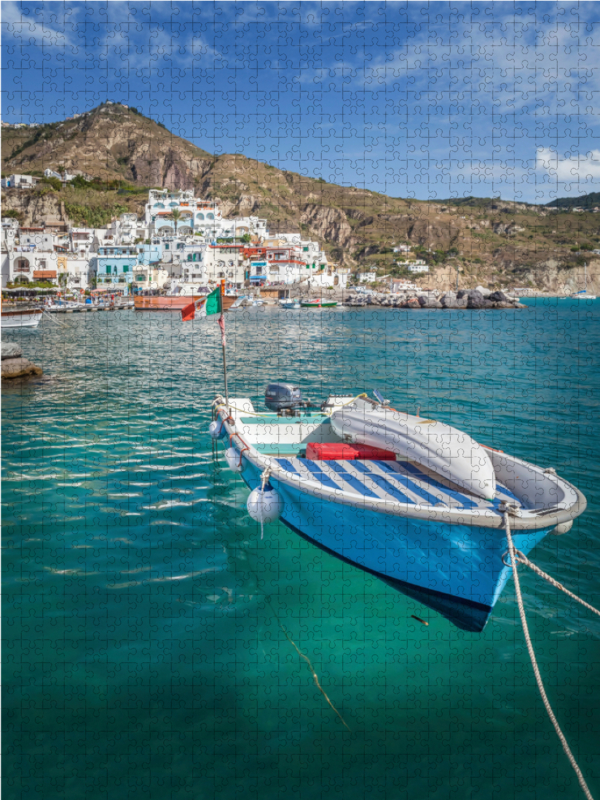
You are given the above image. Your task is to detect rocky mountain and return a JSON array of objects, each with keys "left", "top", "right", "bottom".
[{"left": 3, "top": 102, "right": 600, "bottom": 291}]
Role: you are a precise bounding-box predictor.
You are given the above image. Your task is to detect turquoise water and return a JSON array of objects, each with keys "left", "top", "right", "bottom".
[{"left": 3, "top": 300, "right": 600, "bottom": 799}]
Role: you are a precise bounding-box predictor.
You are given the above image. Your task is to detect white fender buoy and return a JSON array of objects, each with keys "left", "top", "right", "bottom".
[
  {"left": 224, "top": 447, "right": 243, "bottom": 472},
  {"left": 209, "top": 419, "right": 225, "bottom": 439},
  {"left": 247, "top": 483, "right": 283, "bottom": 523}
]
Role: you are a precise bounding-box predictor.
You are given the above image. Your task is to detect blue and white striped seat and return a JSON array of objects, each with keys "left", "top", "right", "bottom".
[{"left": 275, "top": 458, "right": 524, "bottom": 510}]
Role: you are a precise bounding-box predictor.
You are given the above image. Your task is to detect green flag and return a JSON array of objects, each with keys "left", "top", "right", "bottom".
[
  {"left": 199, "top": 287, "right": 222, "bottom": 317},
  {"left": 181, "top": 286, "right": 222, "bottom": 321}
]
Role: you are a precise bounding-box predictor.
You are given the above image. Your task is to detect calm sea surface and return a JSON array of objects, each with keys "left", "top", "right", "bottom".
[{"left": 3, "top": 300, "right": 600, "bottom": 799}]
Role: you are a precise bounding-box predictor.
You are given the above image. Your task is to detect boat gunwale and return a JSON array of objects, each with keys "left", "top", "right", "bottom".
[{"left": 218, "top": 407, "right": 587, "bottom": 531}]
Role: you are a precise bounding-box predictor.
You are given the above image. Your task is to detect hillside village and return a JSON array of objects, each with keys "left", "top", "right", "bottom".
[
  {"left": 1, "top": 187, "right": 354, "bottom": 296},
  {"left": 3, "top": 101, "right": 600, "bottom": 297}
]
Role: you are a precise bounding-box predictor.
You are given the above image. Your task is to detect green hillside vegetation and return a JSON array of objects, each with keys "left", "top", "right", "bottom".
[{"left": 548, "top": 192, "right": 600, "bottom": 210}]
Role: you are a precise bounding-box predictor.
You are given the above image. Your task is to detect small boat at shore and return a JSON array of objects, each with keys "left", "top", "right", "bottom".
[
  {"left": 280, "top": 298, "right": 301, "bottom": 309},
  {"left": 570, "top": 263, "right": 597, "bottom": 299},
  {"left": 1, "top": 308, "right": 43, "bottom": 329},
  {"left": 301, "top": 299, "right": 338, "bottom": 308},
  {"left": 213, "top": 384, "right": 586, "bottom": 632}
]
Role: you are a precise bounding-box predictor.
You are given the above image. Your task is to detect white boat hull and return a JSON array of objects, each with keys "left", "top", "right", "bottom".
[{"left": 1, "top": 309, "right": 42, "bottom": 329}]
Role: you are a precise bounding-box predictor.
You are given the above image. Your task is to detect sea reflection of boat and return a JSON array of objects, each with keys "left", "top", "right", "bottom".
[
  {"left": 214, "top": 384, "right": 587, "bottom": 632},
  {"left": 1, "top": 308, "right": 43, "bottom": 329}
]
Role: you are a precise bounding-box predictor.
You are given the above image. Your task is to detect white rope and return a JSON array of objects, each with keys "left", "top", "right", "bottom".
[
  {"left": 504, "top": 512, "right": 594, "bottom": 800},
  {"left": 42, "top": 310, "right": 69, "bottom": 328},
  {"left": 511, "top": 549, "right": 600, "bottom": 619}
]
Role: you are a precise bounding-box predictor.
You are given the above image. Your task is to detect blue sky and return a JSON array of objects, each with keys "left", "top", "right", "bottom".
[{"left": 2, "top": 1, "right": 600, "bottom": 203}]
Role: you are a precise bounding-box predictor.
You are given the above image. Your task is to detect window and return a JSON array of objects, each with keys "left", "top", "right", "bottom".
[
  {"left": 106, "top": 265, "right": 111, "bottom": 274},
  {"left": 136, "top": 275, "right": 146, "bottom": 282},
  {"left": 123, "top": 265, "right": 129, "bottom": 273},
  {"left": 303, "top": 247, "right": 309, "bottom": 252}
]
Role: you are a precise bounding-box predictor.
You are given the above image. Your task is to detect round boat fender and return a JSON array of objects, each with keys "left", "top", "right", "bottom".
[
  {"left": 209, "top": 419, "right": 226, "bottom": 439},
  {"left": 549, "top": 520, "right": 573, "bottom": 535},
  {"left": 247, "top": 483, "right": 283, "bottom": 523},
  {"left": 225, "top": 447, "right": 243, "bottom": 473}
]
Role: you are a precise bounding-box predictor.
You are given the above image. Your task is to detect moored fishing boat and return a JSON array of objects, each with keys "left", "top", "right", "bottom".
[
  {"left": 1, "top": 308, "right": 43, "bottom": 329},
  {"left": 212, "top": 384, "right": 587, "bottom": 632},
  {"left": 300, "top": 299, "right": 338, "bottom": 308}
]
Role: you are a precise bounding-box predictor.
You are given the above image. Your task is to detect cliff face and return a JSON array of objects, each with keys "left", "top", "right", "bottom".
[{"left": 3, "top": 102, "right": 600, "bottom": 286}]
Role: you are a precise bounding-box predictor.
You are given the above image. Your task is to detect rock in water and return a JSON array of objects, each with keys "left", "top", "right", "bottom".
[
  {"left": 467, "top": 290, "right": 487, "bottom": 308},
  {"left": 440, "top": 292, "right": 468, "bottom": 309},
  {"left": 1, "top": 342, "right": 23, "bottom": 360},
  {"left": 418, "top": 296, "right": 443, "bottom": 309},
  {"left": 1, "top": 357, "right": 43, "bottom": 379},
  {"left": 488, "top": 290, "right": 509, "bottom": 302}
]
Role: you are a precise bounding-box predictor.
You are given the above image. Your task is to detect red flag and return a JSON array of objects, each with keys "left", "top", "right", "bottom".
[
  {"left": 218, "top": 313, "right": 226, "bottom": 346},
  {"left": 181, "top": 299, "right": 197, "bottom": 321}
]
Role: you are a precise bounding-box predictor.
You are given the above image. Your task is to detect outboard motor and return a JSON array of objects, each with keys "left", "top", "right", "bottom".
[{"left": 265, "top": 382, "right": 304, "bottom": 413}]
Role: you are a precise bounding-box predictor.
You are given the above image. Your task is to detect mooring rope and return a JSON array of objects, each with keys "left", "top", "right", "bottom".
[
  {"left": 42, "top": 310, "right": 69, "bottom": 328},
  {"left": 503, "top": 511, "right": 594, "bottom": 800},
  {"left": 508, "top": 548, "right": 600, "bottom": 619}
]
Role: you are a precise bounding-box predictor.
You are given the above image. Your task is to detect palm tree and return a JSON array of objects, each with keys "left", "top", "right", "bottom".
[{"left": 171, "top": 208, "right": 181, "bottom": 238}]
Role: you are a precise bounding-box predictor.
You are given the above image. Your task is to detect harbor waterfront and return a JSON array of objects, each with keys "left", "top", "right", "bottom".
[{"left": 3, "top": 300, "right": 600, "bottom": 799}]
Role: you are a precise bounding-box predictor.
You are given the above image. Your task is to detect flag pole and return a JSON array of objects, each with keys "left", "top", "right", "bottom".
[{"left": 220, "top": 279, "right": 229, "bottom": 409}]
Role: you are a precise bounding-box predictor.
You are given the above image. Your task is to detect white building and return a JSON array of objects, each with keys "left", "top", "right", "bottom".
[
  {"left": 145, "top": 190, "right": 267, "bottom": 243},
  {"left": 1, "top": 174, "right": 40, "bottom": 189},
  {"left": 407, "top": 262, "right": 429, "bottom": 273},
  {"left": 357, "top": 271, "right": 377, "bottom": 283},
  {"left": 203, "top": 244, "right": 247, "bottom": 286},
  {"left": 56, "top": 254, "right": 91, "bottom": 292},
  {"left": 106, "top": 213, "right": 146, "bottom": 246},
  {"left": 8, "top": 249, "right": 58, "bottom": 284},
  {"left": 44, "top": 168, "right": 76, "bottom": 183},
  {"left": 70, "top": 228, "right": 96, "bottom": 257}
]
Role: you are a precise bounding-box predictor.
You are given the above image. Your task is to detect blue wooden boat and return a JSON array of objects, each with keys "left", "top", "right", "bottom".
[{"left": 213, "top": 386, "right": 587, "bottom": 632}]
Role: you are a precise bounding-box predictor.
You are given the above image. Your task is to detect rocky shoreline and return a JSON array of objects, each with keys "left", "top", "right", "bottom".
[
  {"left": 1, "top": 342, "right": 43, "bottom": 379},
  {"left": 343, "top": 286, "right": 526, "bottom": 309}
]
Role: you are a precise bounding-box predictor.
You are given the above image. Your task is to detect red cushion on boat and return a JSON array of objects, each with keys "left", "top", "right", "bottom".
[{"left": 306, "top": 442, "right": 396, "bottom": 461}]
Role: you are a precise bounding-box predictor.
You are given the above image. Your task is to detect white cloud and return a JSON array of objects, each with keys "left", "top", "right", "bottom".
[
  {"left": 2, "top": 1, "right": 75, "bottom": 47},
  {"left": 536, "top": 147, "right": 600, "bottom": 181}
]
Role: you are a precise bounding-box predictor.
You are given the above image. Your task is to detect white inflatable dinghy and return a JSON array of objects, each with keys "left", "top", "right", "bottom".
[{"left": 330, "top": 397, "right": 496, "bottom": 500}]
